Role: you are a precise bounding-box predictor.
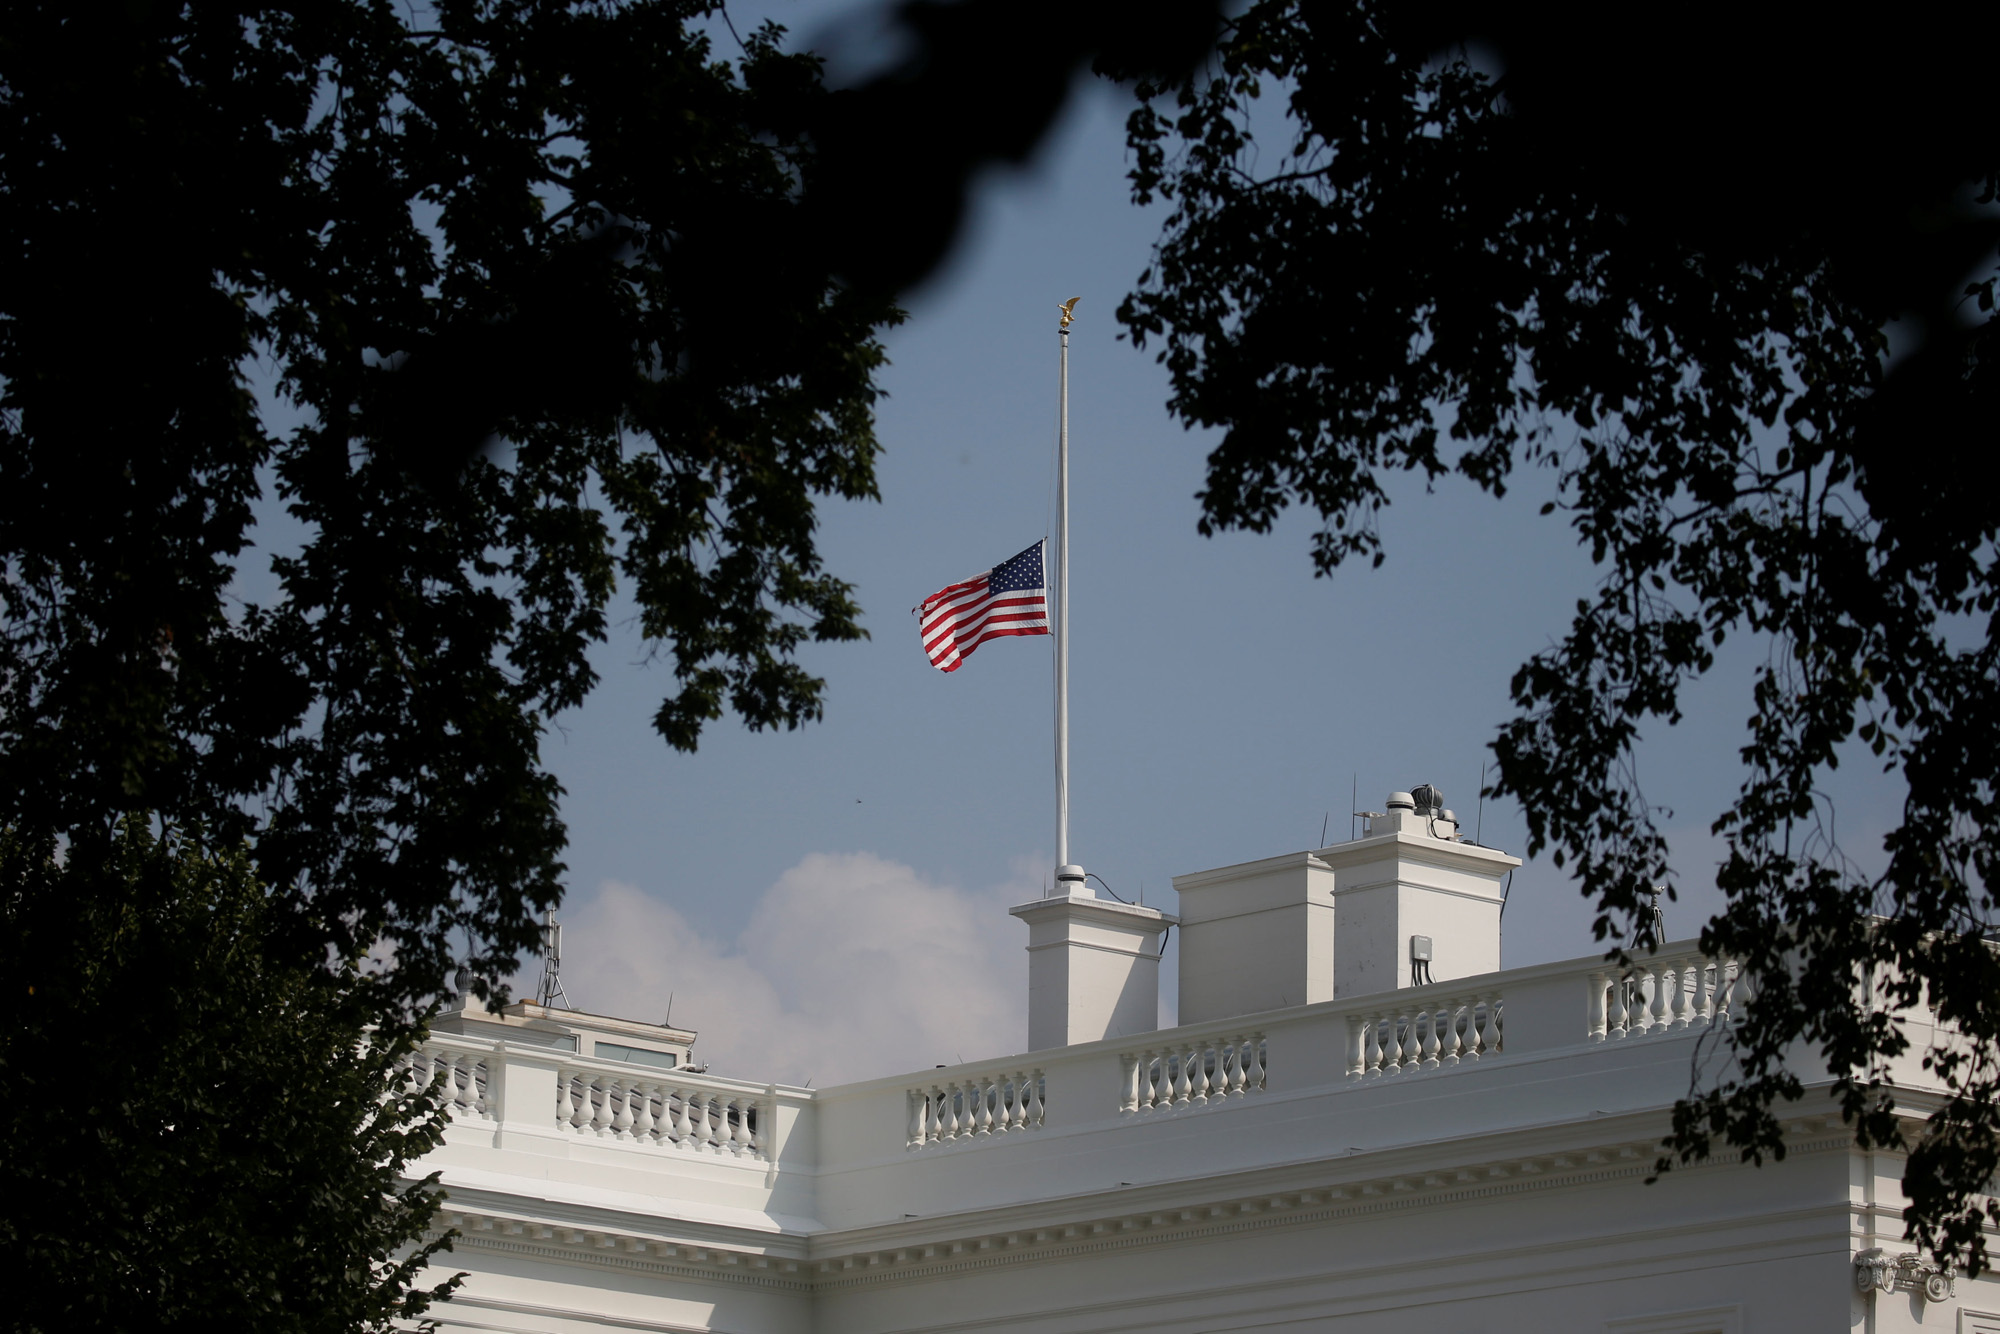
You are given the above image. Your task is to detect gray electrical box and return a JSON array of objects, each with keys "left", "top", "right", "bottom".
[{"left": 1410, "top": 935, "right": 1433, "bottom": 962}]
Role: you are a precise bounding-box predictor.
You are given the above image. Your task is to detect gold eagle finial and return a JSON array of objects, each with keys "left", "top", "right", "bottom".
[{"left": 1058, "top": 296, "right": 1081, "bottom": 329}]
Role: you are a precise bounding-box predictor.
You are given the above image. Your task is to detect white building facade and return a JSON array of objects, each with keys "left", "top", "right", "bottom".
[{"left": 411, "top": 793, "right": 1987, "bottom": 1333}]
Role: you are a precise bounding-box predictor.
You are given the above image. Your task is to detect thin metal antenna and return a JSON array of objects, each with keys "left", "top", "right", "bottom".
[
  {"left": 1351, "top": 773, "right": 1358, "bottom": 841},
  {"left": 535, "top": 908, "right": 569, "bottom": 1009},
  {"left": 664, "top": 991, "right": 674, "bottom": 1029},
  {"left": 1476, "top": 763, "right": 1486, "bottom": 844},
  {"left": 1320, "top": 811, "right": 1329, "bottom": 847}
]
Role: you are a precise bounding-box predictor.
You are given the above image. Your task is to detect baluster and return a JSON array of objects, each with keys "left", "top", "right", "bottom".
[
  {"left": 436, "top": 1056, "right": 458, "bottom": 1113},
  {"left": 1692, "top": 960, "right": 1716, "bottom": 1026},
  {"left": 1186, "top": 1044, "right": 1208, "bottom": 1104},
  {"left": 1670, "top": 957, "right": 1694, "bottom": 1029},
  {"left": 1606, "top": 974, "right": 1630, "bottom": 1038},
  {"left": 1715, "top": 959, "right": 1741, "bottom": 1022},
  {"left": 1119, "top": 1056, "right": 1139, "bottom": 1112},
  {"left": 607, "top": 1079, "right": 632, "bottom": 1138},
  {"left": 1345, "top": 1019, "right": 1366, "bottom": 1078},
  {"left": 659, "top": 1088, "right": 682, "bottom": 1143},
  {"left": 751, "top": 1100, "right": 768, "bottom": 1156},
  {"left": 1027, "top": 1072, "right": 1045, "bottom": 1127},
  {"left": 452, "top": 1056, "right": 478, "bottom": 1115},
  {"left": 1386, "top": 1008, "right": 1409, "bottom": 1073},
  {"left": 972, "top": 1080, "right": 992, "bottom": 1136},
  {"left": 637, "top": 1082, "right": 661, "bottom": 1141},
  {"left": 1466, "top": 1000, "right": 1488, "bottom": 1058},
  {"left": 1008, "top": 1075, "right": 1026, "bottom": 1129},
  {"left": 1588, "top": 971, "right": 1610, "bottom": 1041},
  {"left": 1647, "top": 961, "right": 1670, "bottom": 1033},
  {"left": 732, "top": 1097, "right": 753, "bottom": 1152},
  {"left": 1362, "top": 1015, "right": 1383, "bottom": 1078},
  {"left": 705, "top": 1095, "right": 727, "bottom": 1150},
  {"left": 1247, "top": 1034, "right": 1266, "bottom": 1089},
  {"left": 908, "top": 1091, "right": 924, "bottom": 1145},
  {"left": 1419, "top": 1006, "right": 1441, "bottom": 1069},
  {"left": 1437, "top": 999, "right": 1463, "bottom": 1065},
  {"left": 695, "top": 1091, "right": 714, "bottom": 1148},
  {"left": 1487, "top": 993, "right": 1504, "bottom": 1052},
  {"left": 1135, "top": 1054, "right": 1154, "bottom": 1109},
  {"left": 1163, "top": 1048, "right": 1184, "bottom": 1106}
]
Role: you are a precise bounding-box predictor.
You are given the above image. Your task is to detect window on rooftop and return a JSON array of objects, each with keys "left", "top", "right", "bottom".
[{"left": 595, "top": 1041, "right": 678, "bottom": 1071}]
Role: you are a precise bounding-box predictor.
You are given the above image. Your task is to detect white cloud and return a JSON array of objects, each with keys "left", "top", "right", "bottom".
[{"left": 546, "top": 853, "right": 1033, "bottom": 1087}]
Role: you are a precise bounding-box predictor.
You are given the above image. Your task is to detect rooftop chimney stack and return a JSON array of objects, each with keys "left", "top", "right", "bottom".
[
  {"left": 1174, "top": 783, "right": 1521, "bottom": 1024},
  {"left": 1010, "top": 878, "right": 1174, "bottom": 1050}
]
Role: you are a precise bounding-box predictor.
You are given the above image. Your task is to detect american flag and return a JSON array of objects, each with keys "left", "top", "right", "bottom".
[{"left": 915, "top": 540, "right": 1050, "bottom": 672}]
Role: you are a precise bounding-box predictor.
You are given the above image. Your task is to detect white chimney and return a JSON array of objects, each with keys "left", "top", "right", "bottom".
[
  {"left": 1324, "top": 787, "right": 1520, "bottom": 996},
  {"left": 1172, "top": 784, "right": 1521, "bottom": 1022},
  {"left": 1172, "top": 852, "right": 1337, "bottom": 1024},
  {"left": 1010, "top": 881, "right": 1174, "bottom": 1051}
]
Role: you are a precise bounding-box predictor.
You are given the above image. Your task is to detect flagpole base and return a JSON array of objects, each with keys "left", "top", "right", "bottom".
[{"left": 1055, "top": 864, "right": 1090, "bottom": 897}]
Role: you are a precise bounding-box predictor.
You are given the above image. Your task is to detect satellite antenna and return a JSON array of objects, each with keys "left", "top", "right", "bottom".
[{"left": 535, "top": 908, "right": 570, "bottom": 1008}]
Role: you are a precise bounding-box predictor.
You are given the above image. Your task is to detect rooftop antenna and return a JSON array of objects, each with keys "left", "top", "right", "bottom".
[
  {"left": 1350, "top": 772, "right": 1358, "bottom": 841},
  {"left": 535, "top": 908, "right": 570, "bottom": 1009},
  {"left": 1476, "top": 763, "right": 1486, "bottom": 844}
]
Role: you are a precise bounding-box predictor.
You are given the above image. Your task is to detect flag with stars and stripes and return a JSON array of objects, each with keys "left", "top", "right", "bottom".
[{"left": 915, "top": 540, "right": 1050, "bottom": 672}]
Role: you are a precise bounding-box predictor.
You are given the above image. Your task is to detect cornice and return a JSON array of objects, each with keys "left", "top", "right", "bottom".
[
  {"left": 801, "top": 1115, "right": 1855, "bottom": 1294},
  {"left": 424, "top": 1114, "right": 1856, "bottom": 1297}
]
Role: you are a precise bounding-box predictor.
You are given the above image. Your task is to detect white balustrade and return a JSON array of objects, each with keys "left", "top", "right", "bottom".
[
  {"left": 907, "top": 1070, "right": 1045, "bottom": 1147},
  {"left": 555, "top": 1067, "right": 771, "bottom": 1158},
  {"left": 1121, "top": 1033, "right": 1266, "bottom": 1112},
  {"left": 1346, "top": 993, "right": 1502, "bottom": 1078},
  {"left": 1587, "top": 953, "right": 1740, "bottom": 1041},
  {"left": 408, "top": 1045, "right": 492, "bottom": 1120}
]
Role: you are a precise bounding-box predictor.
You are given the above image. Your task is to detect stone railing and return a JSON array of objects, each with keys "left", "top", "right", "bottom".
[
  {"left": 558, "top": 1066, "right": 771, "bottom": 1158},
  {"left": 1121, "top": 1033, "right": 1266, "bottom": 1112},
  {"left": 908, "top": 1070, "right": 1045, "bottom": 1147},
  {"left": 1587, "top": 952, "right": 1740, "bottom": 1040},
  {"left": 411, "top": 1043, "right": 493, "bottom": 1120},
  {"left": 1346, "top": 991, "right": 1503, "bottom": 1078}
]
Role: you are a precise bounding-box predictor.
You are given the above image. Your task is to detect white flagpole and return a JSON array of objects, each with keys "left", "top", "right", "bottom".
[{"left": 1056, "top": 297, "right": 1082, "bottom": 894}]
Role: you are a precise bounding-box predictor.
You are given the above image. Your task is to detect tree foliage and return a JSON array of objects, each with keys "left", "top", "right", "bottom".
[
  {"left": 0, "top": 0, "right": 898, "bottom": 1008},
  {"left": 0, "top": 820, "right": 457, "bottom": 1332},
  {"left": 1117, "top": 1, "right": 2000, "bottom": 1269}
]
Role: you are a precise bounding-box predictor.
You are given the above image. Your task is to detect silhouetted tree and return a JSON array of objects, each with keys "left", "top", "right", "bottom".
[
  {"left": 1113, "top": 0, "right": 2000, "bottom": 1271},
  {"left": 0, "top": 0, "right": 898, "bottom": 1007},
  {"left": 0, "top": 820, "right": 457, "bottom": 1332}
]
